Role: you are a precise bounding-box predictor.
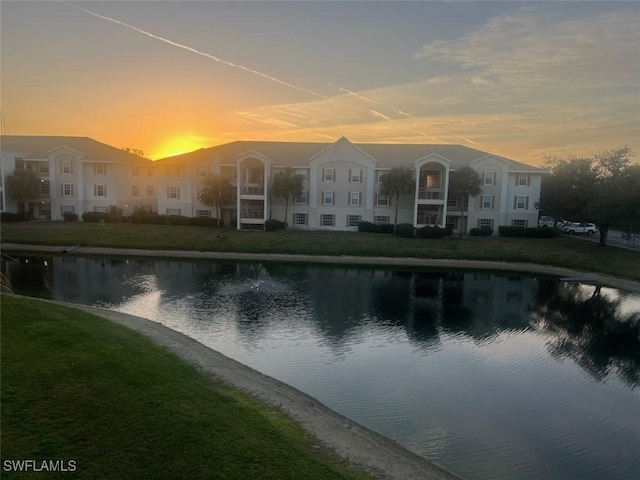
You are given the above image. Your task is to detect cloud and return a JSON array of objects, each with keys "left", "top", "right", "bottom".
[{"left": 415, "top": 8, "right": 639, "bottom": 90}]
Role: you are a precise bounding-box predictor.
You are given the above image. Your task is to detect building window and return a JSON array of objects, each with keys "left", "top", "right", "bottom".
[
  {"left": 132, "top": 165, "right": 141, "bottom": 176},
  {"left": 482, "top": 195, "right": 494, "bottom": 209},
  {"left": 320, "top": 214, "right": 335, "bottom": 226},
  {"left": 447, "top": 195, "right": 458, "bottom": 207},
  {"left": 198, "top": 165, "right": 209, "bottom": 177},
  {"left": 323, "top": 191, "right": 334, "bottom": 205},
  {"left": 94, "top": 185, "right": 107, "bottom": 197},
  {"left": 479, "top": 218, "right": 494, "bottom": 229},
  {"left": 166, "top": 208, "right": 182, "bottom": 216},
  {"left": 349, "top": 191, "right": 361, "bottom": 206},
  {"left": 62, "top": 161, "right": 72, "bottom": 174},
  {"left": 376, "top": 170, "right": 388, "bottom": 183},
  {"left": 94, "top": 206, "right": 108, "bottom": 213},
  {"left": 374, "top": 215, "right": 390, "bottom": 225},
  {"left": 40, "top": 181, "right": 50, "bottom": 195},
  {"left": 376, "top": 193, "right": 389, "bottom": 207},
  {"left": 146, "top": 185, "right": 155, "bottom": 196},
  {"left": 347, "top": 215, "right": 362, "bottom": 227},
  {"left": 350, "top": 169, "right": 361, "bottom": 183},
  {"left": 197, "top": 187, "right": 206, "bottom": 200},
  {"left": 61, "top": 205, "right": 75, "bottom": 215},
  {"left": 62, "top": 183, "right": 73, "bottom": 197},
  {"left": 132, "top": 185, "right": 140, "bottom": 196},
  {"left": 322, "top": 168, "right": 335, "bottom": 182},
  {"left": 295, "top": 169, "right": 308, "bottom": 182},
  {"left": 294, "top": 191, "right": 308, "bottom": 204},
  {"left": 446, "top": 216, "right": 458, "bottom": 231},
  {"left": 517, "top": 174, "right": 529, "bottom": 186},
  {"left": 515, "top": 195, "right": 528, "bottom": 209},
  {"left": 484, "top": 171, "right": 495, "bottom": 185},
  {"left": 38, "top": 163, "right": 49, "bottom": 175},
  {"left": 167, "top": 186, "right": 180, "bottom": 199},
  {"left": 293, "top": 213, "right": 308, "bottom": 226},
  {"left": 512, "top": 219, "right": 528, "bottom": 228},
  {"left": 94, "top": 164, "right": 107, "bottom": 175},
  {"left": 196, "top": 209, "right": 211, "bottom": 218}
]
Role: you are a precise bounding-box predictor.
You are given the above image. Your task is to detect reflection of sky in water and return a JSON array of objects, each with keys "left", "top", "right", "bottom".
[{"left": 5, "top": 256, "right": 640, "bottom": 480}]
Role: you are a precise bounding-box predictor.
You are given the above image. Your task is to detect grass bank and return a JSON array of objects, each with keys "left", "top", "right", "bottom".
[
  {"left": 2, "top": 222, "right": 639, "bottom": 281},
  {"left": 0, "top": 296, "right": 371, "bottom": 480}
]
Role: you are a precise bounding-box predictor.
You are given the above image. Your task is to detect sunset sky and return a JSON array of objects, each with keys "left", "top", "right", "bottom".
[{"left": 2, "top": 1, "right": 638, "bottom": 164}]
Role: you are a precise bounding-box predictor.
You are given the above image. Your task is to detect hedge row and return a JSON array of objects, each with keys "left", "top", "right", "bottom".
[
  {"left": 0, "top": 212, "right": 27, "bottom": 222},
  {"left": 358, "top": 221, "right": 394, "bottom": 234},
  {"left": 81, "top": 211, "right": 223, "bottom": 227},
  {"left": 470, "top": 227, "right": 493, "bottom": 236},
  {"left": 498, "top": 226, "right": 561, "bottom": 238},
  {"left": 265, "top": 219, "right": 285, "bottom": 231},
  {"left": 417, "top": 225, "right": 453, "bottom": 238}
]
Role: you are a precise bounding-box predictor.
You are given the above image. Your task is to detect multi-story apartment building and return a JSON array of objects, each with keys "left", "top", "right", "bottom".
[
  {"left": 155, "top": 136, "right": 544, "bottom": 233},
  {"left": 1, "top": 136, "right": 156, "bottom": 220},
  {"left": 1, "top": 135, "right": 544, "bottom": 234}
]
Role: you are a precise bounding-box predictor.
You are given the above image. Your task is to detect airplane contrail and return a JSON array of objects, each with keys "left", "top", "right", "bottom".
[
  {"left": 59, "top": 1, "right": 420, "bottom": 129},
  {"left": 58, "top": 1, "right": 329, "bottom": 100}
]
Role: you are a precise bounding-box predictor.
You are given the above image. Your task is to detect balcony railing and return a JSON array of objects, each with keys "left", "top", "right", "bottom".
[
  {"left": 418, "top": 188, "right": 443, "bottom": 200},
  {"left": 242, "top": 184, "right": 264, "bottom": 195},
  {"left": 240, "top": 209, "right": 264, "bottom": 219}
]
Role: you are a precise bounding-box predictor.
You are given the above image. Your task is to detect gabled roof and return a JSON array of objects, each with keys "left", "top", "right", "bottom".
[
  {"left": 158, "top": 139, "right": 543, "bottom": 172},
  {"left": 0, "top": 135, "right": 154, "bottom": 164}
]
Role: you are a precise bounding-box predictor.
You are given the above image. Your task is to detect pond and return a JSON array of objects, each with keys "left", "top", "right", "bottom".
[{"left": 4, "top": 255, "right": 640, "bottom": 480}]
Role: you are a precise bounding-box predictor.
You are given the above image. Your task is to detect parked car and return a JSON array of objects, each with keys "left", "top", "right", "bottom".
[
  {"left": 538, "top": 216, "right": 556, "bottom": 228},
  {"left": 562, "top": 222, "right": 598, "bottom": 235}
]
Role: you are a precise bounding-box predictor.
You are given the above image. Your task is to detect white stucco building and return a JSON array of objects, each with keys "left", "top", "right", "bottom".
[
  {"left": 0, "top": 136, "right": 156, "bottom": 220},
  {"left": 156, "top": 136, "right": 544, "bottom": 234},
  {"left": 1, "top": 135, "right": 544, "bottom": 234}
]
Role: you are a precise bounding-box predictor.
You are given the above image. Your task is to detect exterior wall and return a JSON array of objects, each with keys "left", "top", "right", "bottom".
[
  {"left": 2, "top": 137, "right": 543, "bottom": 233},
  {"left": 156, "top": 163, "right": 190, "bottom": 216}
]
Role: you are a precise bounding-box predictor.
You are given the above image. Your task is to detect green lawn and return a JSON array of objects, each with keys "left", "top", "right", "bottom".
[
  {"left": 2, "top": 221, "right": 639, "bottom": 281},
  {"left": 0, "top": 296, "right": 371, "bottom": 480}
]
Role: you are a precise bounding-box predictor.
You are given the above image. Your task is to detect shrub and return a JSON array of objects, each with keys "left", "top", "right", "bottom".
[
  {"left": 0, "top": 212, "right": 26, "bottom": 222},
  {"left": 189, "top": 217, "right": 220, "bottom": 227},
  {"left": 63, "top": 213, "right": 78, "bottom": 222},
  {"left": 358, "top": 221, "right": 394, "bottom": 234},
  {"left": 166, "top": 215, "right": 192, "bottom": 226},
  {"left": 498, "top": 225, "right": 561, "bottom": 238},
  {"left": 416, "top": 225, "right": 453, "bottom": 239},
  {"left": 265, "top": 219, "right": 285, "bottom": 231},
  {"left": 498, "top": 226, "right": 526, "bottom": 237},
  {"left": 82, "top": 212, "right": 110, "bottom": 223},
  {"left": 470, "top": 227, "right": 493, "bottom": 236},
  {"left": 395, "top": 223, "right": 415, "bottom": 237}
]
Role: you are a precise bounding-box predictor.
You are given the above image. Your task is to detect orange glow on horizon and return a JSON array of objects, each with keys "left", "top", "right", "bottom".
[{"left": 148, "top": 136, "right": 214, "bottom": 160}]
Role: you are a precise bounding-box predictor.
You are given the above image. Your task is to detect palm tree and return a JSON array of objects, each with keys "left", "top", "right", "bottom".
[
  {"left": 6, "top": 169, "right": 41, "bottom": 219},
  {"left": 380, "top": 166, "right": 415, "bottom": 235},
  {"left": 270, "top": 168, "right": 303, "bottom": 229},
  {"left": 200, "top": 174, "right": 233, "bottom": 226},
  {"left": 448, "top": 165, "right": 482, "bottom": 237}
]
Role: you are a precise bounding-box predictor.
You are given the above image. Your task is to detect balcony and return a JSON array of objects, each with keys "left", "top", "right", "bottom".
[
  {"left": 240, "top": 208, "right": 265, "bottom": 219},
  {"left": 241, "top": 184, "right": 265, "bottom": 196},
  {"left": 418, "top": 188, "right": 443, "bottom": 200}
]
